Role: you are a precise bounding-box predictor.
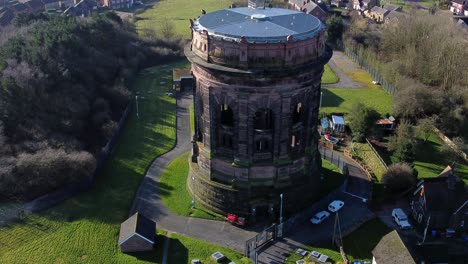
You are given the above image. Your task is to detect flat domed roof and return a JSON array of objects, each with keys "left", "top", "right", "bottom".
[{"left": 193, "top": 7, "right": 324, "bottom": 43}]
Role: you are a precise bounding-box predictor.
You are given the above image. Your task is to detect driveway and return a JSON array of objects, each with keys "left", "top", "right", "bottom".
[{"left": 322, "top": 51, "right": 364, "bottom": 89}]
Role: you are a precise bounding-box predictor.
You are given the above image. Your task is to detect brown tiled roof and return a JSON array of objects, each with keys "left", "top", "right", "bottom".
[
  {"left": 118, "top": 212, "right": 156, "bottom": 245},
  {"left": 372, "top": 231, "right": 415, "bottom": 264}
]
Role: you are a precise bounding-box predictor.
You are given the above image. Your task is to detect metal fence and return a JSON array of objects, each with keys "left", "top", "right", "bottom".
[
  {"left": 344, "top": 48, "right": 397, "bottom": 95},
  {"left": 319, "top": 146, "right": 347, "bottom": 172},
  {"left": 365, "top": 138, "right": 388, "bottom": 169}
]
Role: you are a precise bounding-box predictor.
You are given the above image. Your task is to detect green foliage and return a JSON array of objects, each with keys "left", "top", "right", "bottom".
[
  {"left": 417, "top": 117, "right": 435, "bottom": 143},
  {"left": 159, "top": 152, "right": 223, "bottom": 220},
  {"left": 382, "top": 162, "right": 416, "bottom": 192},
  {"left": 0, "top": 14, "right": 182, "bottom": 200},
  {"left": 326, "top": 15, "right": 344, "bottom": 46},
  {"left": 348, "top": 102, "right": 379, "bottom": 142},
  {"left": 388, "top": 122, "right": 416, "bottom": 163}
]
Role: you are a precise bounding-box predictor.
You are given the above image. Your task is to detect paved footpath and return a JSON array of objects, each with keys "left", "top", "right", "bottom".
[{"left": 130, "top": 92, "right": 257, "bottom": 253}]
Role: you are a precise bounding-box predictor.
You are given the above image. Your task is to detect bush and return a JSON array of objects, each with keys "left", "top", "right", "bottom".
[
  {"left": 348, "top": 103, "right": 379, "bottom": 142},
  {"left": 382, "top": 163, "right": 416, "bottom": 193}
]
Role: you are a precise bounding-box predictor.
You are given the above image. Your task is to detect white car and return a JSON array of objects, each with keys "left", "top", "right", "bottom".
[
  {"left": 328, "top": 200, "right": 344, "bottom": 213},
  {"left": 392, "top": 208, "right": 412, "bottom": 230},
  {"left": 310, "top": 211, "right": 330, "bottom": 224}
]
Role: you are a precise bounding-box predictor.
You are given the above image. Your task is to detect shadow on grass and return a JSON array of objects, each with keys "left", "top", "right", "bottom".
[
  {"left": 126, "top": 233, "right": 167, "bottom": 262},
  {"left": 321, "top": 89, "right": 344, "bottom": 108},
  {"left": 320, "top": 164, "right": 344, "bottom": 197}
]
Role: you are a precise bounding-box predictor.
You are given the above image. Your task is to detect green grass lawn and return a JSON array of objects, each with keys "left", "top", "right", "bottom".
[
  {"left": 0, "top": 62, "right": 181, "bottom": 263},
  {"left": 321, "top": 64, "right": 339, "bottom": 84},
  {"left": 189, "top": 104, "right": 194, "bottom": 134},
  {"left": 321, "top": 87, "right": 393, "bottom": 116},
  {"left": 136, "top": 0, "right": 230, "bottom": 39},
  {"left": 159, "top": 152, "right": 223, "bottom": 220},
  {"left": 168, "top": 233, "right": 252, "bottom": 264},
  {"left": 352, "top": 142, "right": 387, "bottom": 182},
  {"left": 285, "top": 218, "right": 391, "bottom": 263},
  {"left": 321, "top": 160, "right": 344, "bottom": 196}
]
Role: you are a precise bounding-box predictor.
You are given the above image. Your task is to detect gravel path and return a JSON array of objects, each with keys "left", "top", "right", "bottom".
[{"left": 322, "top": 51, "right": 364, "bottom": 89}]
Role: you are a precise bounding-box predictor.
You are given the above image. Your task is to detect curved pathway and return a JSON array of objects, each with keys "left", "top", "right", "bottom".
[
  {"left": 130, "top": 92, "right": 257, "bottom": 252},
  {"left": 322, "top": 51, "right": 364, "bottom": 89}
]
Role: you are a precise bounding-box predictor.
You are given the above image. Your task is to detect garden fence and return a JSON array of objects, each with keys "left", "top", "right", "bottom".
[
  {"left": 365, "top": 138, "right": 388, "bottom": 170},
  {"left": 344, "top": 48, "right": 397, "bottom": 95}
]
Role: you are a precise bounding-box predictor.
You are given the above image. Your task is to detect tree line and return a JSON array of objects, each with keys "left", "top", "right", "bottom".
[{"left": 0, "top": 13, "right": 183, "bottom": 201}]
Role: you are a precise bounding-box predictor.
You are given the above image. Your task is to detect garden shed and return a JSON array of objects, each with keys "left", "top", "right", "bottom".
[
  {"left": 331, "top": 115, "right": 345, "bottom": 133},
  {"left": 118, "top": 212, "right": 156, "bottom": 253},
  {"left": 173, "top": 68, "right": 193, "bottom": 92}
]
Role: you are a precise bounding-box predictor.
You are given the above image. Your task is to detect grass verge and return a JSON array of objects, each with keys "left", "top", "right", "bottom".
[
  {"left": 321, "top": 64, "right": 339, "bottom": 84},
  {"left": 159, "top": 152, "right": 223, "bottom": 220},
  {"left": 351, "top": 143, "right": 387, "bottom": 182},
  {"left": 0, "top": 62, "right": 181, "bottom": 263},
  {"left": 168, "top": 233, "right": 252, "bottom": 264}
]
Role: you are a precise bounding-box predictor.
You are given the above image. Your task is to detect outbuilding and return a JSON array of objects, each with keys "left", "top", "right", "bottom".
[
  {"left": 331, "top": 115, "right": 345, "bottom": 133},
  {"left": 118, "top": 212, "right": 156, "bottom": 253}
]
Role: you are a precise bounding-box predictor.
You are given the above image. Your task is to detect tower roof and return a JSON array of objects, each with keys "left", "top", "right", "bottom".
[{"left": 193, "top": 7, "right": 324, "bottom": 43}]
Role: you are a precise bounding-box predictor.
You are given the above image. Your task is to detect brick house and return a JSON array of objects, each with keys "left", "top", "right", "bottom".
[
  {"left": 367, "top": 6, "right": 389, "bottom": 22},
  {"left": 410, "top": 166, "right": 468, "bottom": 231},
  {"left": 288, "top": 0, "right": 328, "bottom": 22},
  {"left": 118, "top": 212, "right": 156, "bottom": 253},
  {"left": 103, "top": 0, "right": 133, "bottom": 10}
]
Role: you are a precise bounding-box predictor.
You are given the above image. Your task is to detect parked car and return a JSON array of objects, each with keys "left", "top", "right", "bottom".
[
  {"left": 328, "top": 200, "right": 344, "bottom": 213},
  {"left": 310, "top": 211, "right": 330, "bottom": 224},
  {"left": 392, "top": 208, "right": 412, "bottom": 229}
]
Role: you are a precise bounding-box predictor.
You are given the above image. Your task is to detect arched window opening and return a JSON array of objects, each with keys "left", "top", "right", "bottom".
[
  {"left": 292, "top": 103, "right": 302, "bottom": 124},
  {"left": 256, "top": 139, "right": 270, "bottom": 152},
  {"left": 220, "top": 104, "right": 233, "bottom": 127},
  {"left": 254, "top": 109, "right": 273, "bottom": 130}
]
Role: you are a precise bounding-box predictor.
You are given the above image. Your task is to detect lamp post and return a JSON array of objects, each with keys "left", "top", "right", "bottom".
[
  {"left": 135, "top": 95, "right": 140, "bottom": 119},
  {"left": 280, "top": 193, "right": 283, "bottom": 225}
]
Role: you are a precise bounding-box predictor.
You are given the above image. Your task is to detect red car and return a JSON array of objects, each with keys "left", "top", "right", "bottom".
[{"left": 225, "top": 213, "right": 246, "bottom": 226}]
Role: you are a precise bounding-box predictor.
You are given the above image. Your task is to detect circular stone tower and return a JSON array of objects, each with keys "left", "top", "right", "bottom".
[{"left": 186, "top": 6, "right": 332, "bottom": 218}]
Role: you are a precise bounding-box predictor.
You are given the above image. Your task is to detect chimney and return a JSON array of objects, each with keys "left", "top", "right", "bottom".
[{"left": 248, "top": 0, "right": 265, "bottom": 9}]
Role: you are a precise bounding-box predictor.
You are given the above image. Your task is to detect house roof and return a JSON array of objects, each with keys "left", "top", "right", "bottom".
[
  {"left": 420, "top": 166, "right": 467, "bottom": 211},
  {"left": 10, "top": 3, "right": 28, "bottom": 13},
  {"left": 331, "top": 115, "right": 345, "bottom": 125},
  {"left": 452, "top": 0, "right": 466, "bottom": 5},
  {"left": 382, "top": 4, "right": 402, "bottom": 11},
  {"left": 372, "top": 231, "right": 415, "bottom": 264},
  {"left": 118, "top": 212, "right": 156, "bottom": 245},
  {"left": 26, "top": 0, "right": 45, "bottom": 11},
  {"left": 376, "top": 117, "right": 394, "bottom": 125},
  {"left": 371, "top": 6, "right": 390, "bottom": 16},
  {"left": 0, "top": 9, "right": 14, "bottom": 26},
  {"left": 321, "top": 117, "right": 330, "bottom": 129},
  {"left": 362, "top": 0, "right": 371, "bottom": 4}
]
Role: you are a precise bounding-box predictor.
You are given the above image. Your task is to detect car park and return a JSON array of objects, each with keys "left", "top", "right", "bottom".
[
  {"left": 328, "top": 200, "right": 344, "bottom": 213},
  {"left": 310, "top": 211, "right": 330, "bottom": 224}
]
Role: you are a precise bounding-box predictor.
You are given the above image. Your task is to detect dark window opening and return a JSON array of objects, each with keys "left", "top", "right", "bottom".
[
  {"left": 292, "top": 103, "right": 302, "bottom": 124},
  {"left": 256, "top": 139, "right": 270, "bottom": 152},
  {"left": 220, "top": 104, "right": 234, "bottom": 127},
  {"left": 254, "top": 109, "right": 273, "bottom": 130}
]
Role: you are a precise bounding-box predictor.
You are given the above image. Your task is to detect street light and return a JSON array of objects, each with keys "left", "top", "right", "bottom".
[
  {"left": 135, "top": 95, "right": 140, "bottom": 119},
  {"left": 280, "top": 193, "right": 283, "bottom": 225}
]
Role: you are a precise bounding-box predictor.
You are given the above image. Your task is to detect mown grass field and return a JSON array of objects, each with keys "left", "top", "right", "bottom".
[
  {"left": 136, "top": 0, "right": 230, "bottom": 39},
  {"left": 159, "top": 152, "right": 223, "bottom": 220},
  {"left": 0, "top": 63, "right": 180, "bottom": 263},
  {"left": 286, "top": 218, "right": 391, "bottom": 263},
  {"left": 321, "top": 64, "right": 339, "bottom": 84}
]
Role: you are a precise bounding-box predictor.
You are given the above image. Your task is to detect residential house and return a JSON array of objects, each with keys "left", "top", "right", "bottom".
[
  {"left": 451, "top": 0, "right": 466, "bottom": 15},
  {"left": 376, "top": 116, "right": 396, "bottom": 130},
  {"left": 384, "top": 9, "right": 407, "bottom": 24},
  {"left": 381, "top": 3, "right": 402, "bottom": 12},
  {"left": 62, "top": 0, "right": 96, "bottom": 17},
  {"left": 103, "top": 0, "right": 133, "bottom": 10},
  {"left": 368, "top": 6, "right": 389, "bottom": 22},
  {"left": 287, "top": 0, "right": 328, "bottom": 23},
  {"left": 9, "top": 3, "right": 29, "bottom": 13},
  {"left": 410, "top": 166, "right": 468, "bottom": 231},
  {"left": 25, "top": 0, "right": 46, "bottom": 13},
  {"left": 118, "top": 212, "right": 156, "bottom": 253},
  {"left": 372, "top": 230, "right": 415, "bottom": 264},
  {"left": 41, "top": 0, "right": 73, "bottom": 10},
  {"left": 0, "top": 8, "right": 14, "bottom": 27}
]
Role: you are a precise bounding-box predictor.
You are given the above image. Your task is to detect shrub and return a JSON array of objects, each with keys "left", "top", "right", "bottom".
[{"left": 382, "top": 163, "right": 416, "bottom": 193}]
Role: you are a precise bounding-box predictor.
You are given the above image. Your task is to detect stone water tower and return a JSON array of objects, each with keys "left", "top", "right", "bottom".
[{"left": 185, "top": 4, "right": 332, "bottom": 218}]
